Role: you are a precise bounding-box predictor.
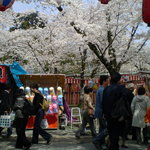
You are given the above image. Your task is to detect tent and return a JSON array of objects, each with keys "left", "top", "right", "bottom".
[{"left": 0, "top": 61, "right": 28, "bottom": 87}]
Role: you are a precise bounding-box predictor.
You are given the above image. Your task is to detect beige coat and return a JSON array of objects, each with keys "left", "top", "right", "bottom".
[{"left": 83, "top": 94, "right": 94, "bottom": 114}]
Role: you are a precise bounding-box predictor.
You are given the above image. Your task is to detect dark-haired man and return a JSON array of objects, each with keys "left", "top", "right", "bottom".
[
  {"left": 31, "top": 83, "right": 52, "bottom": 144},
  {"left": 102, "top": 72, "right": 127, "bottom": 150}
]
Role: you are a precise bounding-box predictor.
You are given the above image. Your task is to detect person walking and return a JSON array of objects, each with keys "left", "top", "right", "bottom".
[
  {"left": 123, "top": 83, "right": 135, "bottom": 142},
  {"left": 13, "top": 89, "right": 31, "bottom": 149},
  {"left": 119, "top": 83, "right": 134, "bottom": 148},
  {"left": 31, "top": 83, "right": 52, "bottom": 144},
  {"left": 0, "top": 83, "right": 13, "bottom": 137},
  {"left": 75, "top": 86, "right": 96, "bottom": 139},
  {"left": 102, "top": 72, "right": 129, "bottom": 150},
  {"left": 131, "top": 86, "right": 150, "bottom": 144},
  {"left": 144, "top": 101, "right": 150, "bottom": 145},
  {"left": 93, "top": 75, "right": 109, "bottom": 150}
]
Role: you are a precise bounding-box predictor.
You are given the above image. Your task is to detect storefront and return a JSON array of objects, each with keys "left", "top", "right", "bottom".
[{"left": 19, "top": 74, "right": 65, "bottom": 129}]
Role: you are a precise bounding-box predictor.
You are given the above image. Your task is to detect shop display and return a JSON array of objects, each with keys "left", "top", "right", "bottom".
[
  {"left": 24, "top": 86, "right": 64, "bottom": 129},
  {"left": 43, "top": 87, "right": 49, "bottom": 98},
  {"left": 19, "top": 74, "right": 65, "bottom": 129},
  {"left": 38, "top": 87, "right": 43, "bottom": 95},
  {"left": 57, "top": 86, "right": 63, "bottom": 106}
]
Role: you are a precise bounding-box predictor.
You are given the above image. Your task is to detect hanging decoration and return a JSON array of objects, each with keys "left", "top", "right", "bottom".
[
  {"left": 99, "top": 0, "right": 109, "bottom": 4},
  {"left": 0, "top": 0, "right": 15, "bottom": 11},
  {"left": 142, "top": 0, "right": 150, "bottom": 27}
]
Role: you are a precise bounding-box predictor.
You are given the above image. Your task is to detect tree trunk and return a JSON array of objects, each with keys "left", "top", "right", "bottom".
[{"left": 79, "top": 48, "right": 87, "bottom": 107}]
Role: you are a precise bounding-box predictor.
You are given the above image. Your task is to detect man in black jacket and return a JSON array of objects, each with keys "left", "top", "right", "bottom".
[
  {"left": 0, "top": 83, "right": 11, "bottom": 115},
  {"left": 0, "top": 83, "right": 12, "bottom": 137},
  {"left": 31, "top": 83, "right": 52, "bottom": 144},
  {"left": 102, "top": 72, "right": 127, "bottom": 150}
]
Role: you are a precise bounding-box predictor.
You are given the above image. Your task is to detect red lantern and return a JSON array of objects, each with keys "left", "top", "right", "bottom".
[
  {"left": 142, "top": 0, "right": 150, "bottom": 26},
  {"left": 0, "top": 0, "right": 15, "bottom": 12},
  {"left": 99, "top": 0, "right": 109, "bottom": 4},
  {"left": 0, "top": 66, "right": 7, "bottom": 83}
]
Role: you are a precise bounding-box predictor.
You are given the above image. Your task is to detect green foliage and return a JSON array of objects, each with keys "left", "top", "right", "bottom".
[
  {"left": 59, "top": 52, "right": 82, "bottom": 74},
  {"left": 10, "top": 12, "right": 47, "bottom": 31}
]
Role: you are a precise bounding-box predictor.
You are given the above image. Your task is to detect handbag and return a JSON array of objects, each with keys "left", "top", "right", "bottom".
[
  {"left": 40, "top": 99, "right": 50, "bottom": 112},
  {"left": 87, "top": 109, "right": 94, "bottom": 115},
  {"left": 0, "top": 114, "right": 11, "bottom": 128},
  {"left": 40, "top": 118, "right": 48, "bottom": 129}
]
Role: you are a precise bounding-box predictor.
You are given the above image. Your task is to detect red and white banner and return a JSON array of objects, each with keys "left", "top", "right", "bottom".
[{"left": 65, "top": 74, "right": 146, "bottom": 85}]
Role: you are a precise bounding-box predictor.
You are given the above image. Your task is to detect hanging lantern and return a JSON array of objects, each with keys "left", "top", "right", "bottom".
[
  {"left": 0, "top": 0, "right": 15, "bottom": 12},
  {"left": 99, "top": 0, "right": 109, "bottom": 4},
  {"left": 142, "top": 0, "right": 150, "bottom": 27}
]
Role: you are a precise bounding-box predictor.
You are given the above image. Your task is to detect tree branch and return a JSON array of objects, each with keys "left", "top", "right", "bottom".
[{"left": 27, "top": 42, "right": 46, "bottom": 73}]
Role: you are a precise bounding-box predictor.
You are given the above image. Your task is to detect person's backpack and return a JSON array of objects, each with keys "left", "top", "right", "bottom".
[
  {"left": 111, "top": 96, "right": 131, "bottom": 122},
  {"left": 40, "top": 99, "right": 50, "bottom": 112}
]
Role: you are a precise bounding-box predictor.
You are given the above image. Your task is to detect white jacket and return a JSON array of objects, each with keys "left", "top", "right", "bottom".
[{"left": 131, "top": 95, "right": 150, "bottom": 128}]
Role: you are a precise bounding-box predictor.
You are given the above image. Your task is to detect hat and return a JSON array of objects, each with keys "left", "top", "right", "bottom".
[{"left": 127, "top": 83, "right": 134, "bottom": 89}]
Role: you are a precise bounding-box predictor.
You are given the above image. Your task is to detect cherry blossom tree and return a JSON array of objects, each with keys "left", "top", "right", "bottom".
[
  {"left": 28, "top": 0, "right": 149, "bottom": 75},
  {"left": 0, "top": 0, "right": 150, "bottom": 75}
]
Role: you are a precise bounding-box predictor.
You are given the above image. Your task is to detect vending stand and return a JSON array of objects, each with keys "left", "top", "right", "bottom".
[{"left": 19, "top": 74, "right": 65, "bottom": 129}]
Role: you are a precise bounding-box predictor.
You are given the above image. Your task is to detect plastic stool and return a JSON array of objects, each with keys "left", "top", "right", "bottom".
[{"left": 71, "top": 107, "right": 82, "bottom": 129}]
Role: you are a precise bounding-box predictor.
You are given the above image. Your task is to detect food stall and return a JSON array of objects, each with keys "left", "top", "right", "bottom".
[{"left": 19, "top": 74, "right": 65, "bottom": 129}]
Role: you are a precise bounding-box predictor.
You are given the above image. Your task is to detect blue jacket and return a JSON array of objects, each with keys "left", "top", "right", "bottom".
[{"left": 94, "top": 86, "right": 104, "bottom": 118}]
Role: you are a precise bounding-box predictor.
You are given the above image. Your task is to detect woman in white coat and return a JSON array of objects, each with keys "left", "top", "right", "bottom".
[{"left": 131, "top": 86, "right": 150, "bottom": 144}]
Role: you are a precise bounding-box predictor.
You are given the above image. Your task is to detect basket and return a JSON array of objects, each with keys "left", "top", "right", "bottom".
[{"left": 0, "top": 115, "right": 11, "bottom": 128}]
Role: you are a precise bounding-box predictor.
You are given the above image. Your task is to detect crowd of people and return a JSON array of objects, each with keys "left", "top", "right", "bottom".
[
  {"left": 0, "top": 72, "right": 150, "bottom": 150},
  {"left": 75, "top": 72, "right": 150, "bottom": 150},
  {"left": 0, "top": 83, "right": 53, "bottom": 150}
]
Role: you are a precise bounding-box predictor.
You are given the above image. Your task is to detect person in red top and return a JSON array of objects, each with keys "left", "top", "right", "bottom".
[{"left": 144, "top": 103, "right": 150, "bottom": 144}]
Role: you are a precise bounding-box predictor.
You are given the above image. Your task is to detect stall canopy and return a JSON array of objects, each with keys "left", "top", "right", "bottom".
[{"left": 0, "top": 61, "right": 28, "bottom": 87}]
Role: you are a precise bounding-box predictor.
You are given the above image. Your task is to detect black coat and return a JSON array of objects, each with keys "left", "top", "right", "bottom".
[
  {"left": 0, "top": 90, "right": 11, "bottom": 115},
  {"left": 124, "top": 88, "right": 134, "bottom": 107},
  {"left": 33, "top": 91, "right": 43, "bottom": 114},
  {"left": 102, "top": 84, "right": 126, "bottom": 118}
]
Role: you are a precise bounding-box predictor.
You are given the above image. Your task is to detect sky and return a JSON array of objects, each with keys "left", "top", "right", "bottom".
[
  {"left": 11, "top": 0, "right": 149, "bottom": 31},
  {"left": 12, "top": 1, "right": 41, "bottom": 13}
]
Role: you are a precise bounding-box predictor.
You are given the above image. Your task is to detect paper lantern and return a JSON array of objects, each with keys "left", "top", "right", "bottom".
[
  {"left": 0, "top": 0, "right": 15, "bottom": 11},
  {"left": 142, "top": 0, "right": 150, "bottom": 26},
  {"left": 99, "top": 0, "right": 109, "bottom": 4},
  {"left": 0, "top": 66, "right": 7, "bottom": 83}
]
